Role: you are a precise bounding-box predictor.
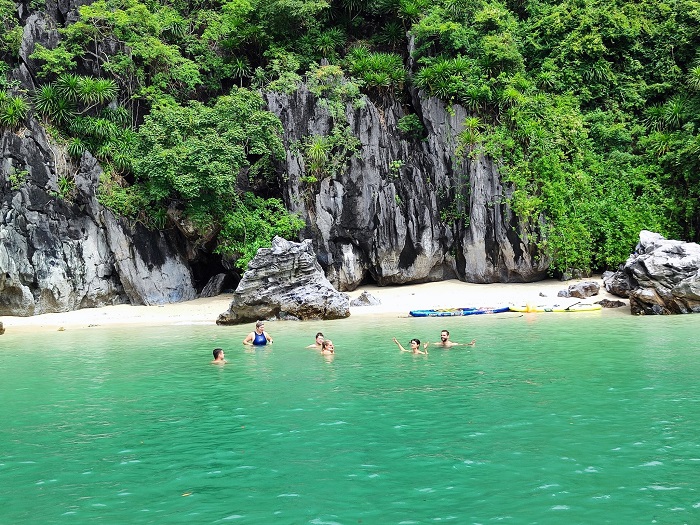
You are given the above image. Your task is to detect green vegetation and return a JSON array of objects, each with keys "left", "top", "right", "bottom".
[{"left": 2, "top": 0, "right": 699, "bottom": 271}]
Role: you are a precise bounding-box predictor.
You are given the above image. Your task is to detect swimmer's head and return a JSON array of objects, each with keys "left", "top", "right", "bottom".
[{"left": 213, "top": 348, "right": 224, "bottom": 359}]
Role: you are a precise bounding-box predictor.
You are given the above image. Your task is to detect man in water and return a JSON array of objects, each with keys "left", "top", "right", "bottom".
[
  {"left": 424, "top": 330, "right": 476, "bottom": 349},
  {"left": 307, "top": 332, "right": 324, "bottom": 349},
  {"left": 392, "top": 337, "right": 428, "bottom": 355},
  {"left": 211, "top": 348, "right": 227, "bottom": 364},
  {"left": 243, "top": 320, "right": 273, "bottom": 346}
]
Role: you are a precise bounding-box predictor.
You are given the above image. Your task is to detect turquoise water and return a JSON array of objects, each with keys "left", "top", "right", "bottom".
[{"left": 1, "top": 312, "right": 699, "bottom": 524}]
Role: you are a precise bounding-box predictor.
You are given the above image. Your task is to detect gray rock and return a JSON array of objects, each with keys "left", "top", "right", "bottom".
[
  {"left": 566, "top": 281, "right": 600, "bottom": 299},
  {"left": 596, "top": 299, "right": 626, "bottom": 308},
  {"left": 557, "top": 290, "right": 570, "bottom": 298},
  {"left": 217, "top": 237, "right": 350, "bottom": 324},
  {"left": 603, "top": 269, "right": 633, "bottom": 298},
  {"left": 350, "top": 291, "right": 381, "bottom": 307},
  {"left": 200, "top": 273, "right": 228, "bottom": 298},
  {"left": 621, "top": 230, "right": 700, "bottom": 314}
]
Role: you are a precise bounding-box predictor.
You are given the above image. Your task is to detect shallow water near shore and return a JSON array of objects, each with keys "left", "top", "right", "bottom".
[{"left": 1, "top": 312, "right": 699, "bottom": 524}]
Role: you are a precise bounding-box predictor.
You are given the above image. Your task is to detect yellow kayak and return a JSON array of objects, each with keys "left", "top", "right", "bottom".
[{"left": 509, "top": 302, "right": 603, "bottom": 313}]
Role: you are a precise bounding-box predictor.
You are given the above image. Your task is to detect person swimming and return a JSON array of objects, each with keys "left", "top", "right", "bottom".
[
  {"left": 243, "top": 320, "right": 273, "bottom": 346},
  {"left": 392, "top": 337, "right": 427, "bottom": 355},
  {"left": 211, "top": 348, "right": 227, "bottom": 364},
  {"left": 307, "top": 332, "right": 324, "bottom": 349},
  {"left": 424, "top": 329, "right": 476, "bottom": 349},
  {"left": 320, "top": 339, "right": 334, "bottom": 354}
]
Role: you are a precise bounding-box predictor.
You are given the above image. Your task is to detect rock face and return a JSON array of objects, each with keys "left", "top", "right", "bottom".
[
  {"left": 616, "top": 230, "right": 700, "bottom": 314},
  {"left": 0, "top": 123, "right": 196, "bottom": 316},
  {"left": 217, "top": 237, "right": 350, "bottom": 324},
  {"left": 265, "top": 87, "right": 549, "bottom": 291}
]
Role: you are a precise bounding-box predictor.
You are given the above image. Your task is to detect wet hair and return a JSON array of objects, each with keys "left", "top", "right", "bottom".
[
  {"left": 322, "top": 339, "right": 334, "bottom": 350},
  {"left": 315, "top": 332, "right": 324, "bottom": 338},
  {"left": 213, "top": 348, "right": 224, "bottom": 359},
  {"left": 255, "top": 320, "right": 265, "bottom": 328},
  {"left": 441, "top": 330, "right": 450, "bottom": 336},
  {"left": 410, "top": 338, "right": 421, "bottom": 346}
]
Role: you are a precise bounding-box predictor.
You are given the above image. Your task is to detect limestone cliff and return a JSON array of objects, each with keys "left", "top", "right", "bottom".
[
  {"left": 266, "top": 87, "right": 548, "bottom": 291},
  {"left": 0, "top": 122, "right": 196, "bottom": 316}
]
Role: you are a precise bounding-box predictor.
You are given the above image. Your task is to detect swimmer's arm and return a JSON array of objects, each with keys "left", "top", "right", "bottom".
[
  {"left": 266, "top": 332, "right": 273, "bottom": 344},
  {"left": 393, "top": 337, "right": 408, "bottom": 352},
  {"left": 243, "top": 333, "right": 253, "bottom": 345}
]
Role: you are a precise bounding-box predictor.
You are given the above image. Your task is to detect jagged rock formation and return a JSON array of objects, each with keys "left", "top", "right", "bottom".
[
  {"left": 266, "top": 87, "right": 549, "bottom": 291},
  {"left": 0, "top": 122, "right": 196, "bottom": 316},
  {"left": 216, "top": 237, "right": 350, "bottom": 324},
  {"left": 612, "top": 230, "right": 700, "bottom": 314}
]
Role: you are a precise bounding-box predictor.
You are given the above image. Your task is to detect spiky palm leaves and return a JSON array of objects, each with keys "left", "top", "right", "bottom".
[
  {"left": 346, "top": 48, "right": 406, "bottom": 93},
  {"left": 32, "top": 73, "right": 132, "bottom": 170},
  {"left": 33, "top": 74, "right": 118, "bottom": 124},
  {"left": 0, "top": 93, "right": 28, "bottom": 130}
]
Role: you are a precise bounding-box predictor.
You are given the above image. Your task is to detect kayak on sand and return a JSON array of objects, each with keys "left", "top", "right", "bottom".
[
  {"left": 409, "top": 306, "right": 510, "bottom": 317},
  {"left": 508, "top": 303, "right": 603, "bottom": 313}
]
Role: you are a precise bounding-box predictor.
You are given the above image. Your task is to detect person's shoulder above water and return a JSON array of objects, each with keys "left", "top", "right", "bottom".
[
  {"left": 426, "top": 330, "right": 475, "bottom": 348},
  {"left": 211, "top": 347, "right": 227, "bottom": 364}
]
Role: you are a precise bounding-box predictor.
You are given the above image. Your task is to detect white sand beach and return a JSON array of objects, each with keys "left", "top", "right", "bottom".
[{"left": 0, "top": 276, "right": 626, "bottom": 332}]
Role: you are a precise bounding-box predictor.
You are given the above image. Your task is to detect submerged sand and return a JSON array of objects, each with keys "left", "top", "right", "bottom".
[{"left": 0, "top": 276, "right": 626, "bottom": 332}]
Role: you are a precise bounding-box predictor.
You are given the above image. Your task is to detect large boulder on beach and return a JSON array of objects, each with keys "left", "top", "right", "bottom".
[
  {"left": 217, "top": 237, "right": 350, "bottom": 324},
  {"left": 557, "top": 280, "right": 600, "bottom": 298},
  {"left": 615, "top": 230, "right": 700, "bottom": 314}
]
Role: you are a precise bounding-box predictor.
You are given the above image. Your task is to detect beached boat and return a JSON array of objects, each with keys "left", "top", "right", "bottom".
[
  {"left": 508, "top": 303, "right": 603, "bottom": 313},
  {"left": 409, "top": 306, "right": 510, "bottom": 317}
]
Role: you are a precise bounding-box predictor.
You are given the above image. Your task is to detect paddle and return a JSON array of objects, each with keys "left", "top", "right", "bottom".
[{"left": 565, "top": 301, "right": 581, "bottom": 311}]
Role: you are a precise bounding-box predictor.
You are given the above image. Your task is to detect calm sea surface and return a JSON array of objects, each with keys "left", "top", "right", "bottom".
[{"left": 1, "top": 312, "right": 699, "bottom": 524}]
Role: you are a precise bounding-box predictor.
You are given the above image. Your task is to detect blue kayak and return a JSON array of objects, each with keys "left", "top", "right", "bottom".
[{"left": 409, "top": 306, "right": 510, "bottom": 317}]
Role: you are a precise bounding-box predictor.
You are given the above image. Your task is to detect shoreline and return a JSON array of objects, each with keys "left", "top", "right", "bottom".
[{"left": 0, "top": 276, "right": 626, "bottom": 333}]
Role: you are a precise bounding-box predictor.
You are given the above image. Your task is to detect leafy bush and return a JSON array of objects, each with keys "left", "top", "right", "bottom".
[
  {"left": 130, "top": 87, "right": 303, "bottom": 266},
  {"left": 216, "top": 193, "right": 305, "bottom": 269},
  {"left": 397, "top": 114, "right": 424, "bottom": 139}
]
